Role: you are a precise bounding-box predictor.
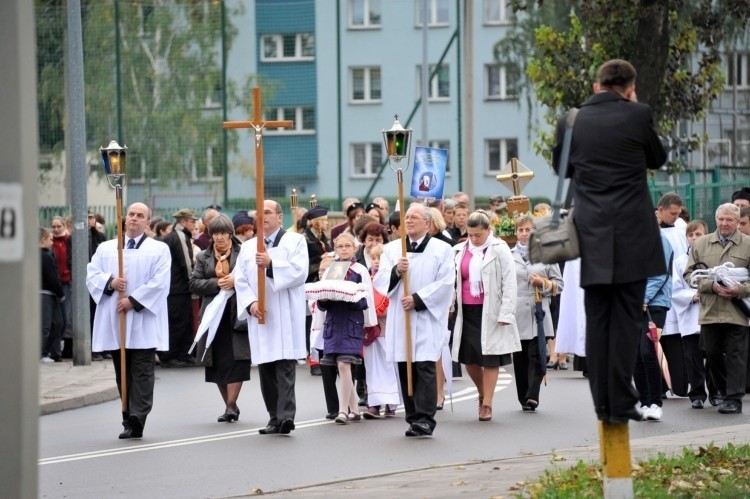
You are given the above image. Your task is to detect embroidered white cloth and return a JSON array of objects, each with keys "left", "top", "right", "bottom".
[{"left": 689, "top": 262, "right": 750, "bottom": 311}]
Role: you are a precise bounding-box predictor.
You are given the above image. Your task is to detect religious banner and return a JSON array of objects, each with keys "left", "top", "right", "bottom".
[{"left": 410, "top": 146, "right": 447, "bottom": 200}]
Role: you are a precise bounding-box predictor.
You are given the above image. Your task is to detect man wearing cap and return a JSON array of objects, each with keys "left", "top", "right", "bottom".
[
  {"left": 194, "top": 207, "right": 220, "bottom": 250},
  {"left": 232, "top": 210, "right": 256, "bottom": 242},
  {"left": 732, "top": 187, "right": 750, "bottom": 209},
  {"left": 235, "top": 200, "right": 309, "bottom": 434},
  {"left": 160, "top": 208, "right": 198, "bottom": 367},
  {"left": 330, "top": 197, "right": 361, "bottom": 241}
]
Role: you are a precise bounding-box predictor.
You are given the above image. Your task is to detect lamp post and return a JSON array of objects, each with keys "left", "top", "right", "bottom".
[
  {"left": 100, "top": 140, "right": 129, "bottom": 413},
  {"left": 382, "top": 115, "right": 415, "bottom": 395}
]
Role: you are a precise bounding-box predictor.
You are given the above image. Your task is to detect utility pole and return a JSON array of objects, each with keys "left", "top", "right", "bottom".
[{"left": 0, "top": 0, "right": 40, "bottom": 496}]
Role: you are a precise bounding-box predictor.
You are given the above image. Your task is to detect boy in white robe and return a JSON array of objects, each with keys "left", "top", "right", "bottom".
[
  {"left": 235, "top": 200, "right": 309, "bottom": 435},
  {"left": 87, "top": 202, "right": 171, "bottom": 439},
  {"left": 374, "top": 204, "right": 455, "bottom": 437}
]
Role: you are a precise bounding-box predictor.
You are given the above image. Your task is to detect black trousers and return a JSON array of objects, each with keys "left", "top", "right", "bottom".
[
  {"left": 661, "top": 334, "right": 688, "bottom": 397},
  {"left": 258, "top": 359, "right": 297, "bottom": 425},
  {"left": 397, "top": 361, "right": 437, "bottom": 431},
  {"left": 163, "top": 293, "right": 194, "bottom": 362},
  {"left": 584, "top": 281, "right": 645, "bottom": 419},
  {"left": 700, "top": 323, "right": 749, "bottom": 402},
  {"left": 316, "top": 348, "right": 339, "bottom": 414},
  {"left": 634, "top": 306, "right": 666, "bottom": 408},
  {"left": 111, "top": 348, "right": 156, "bottom": 430},
  {"left": 682, "top": 334, "right": 708, "bottom": 402},
  {"left": 512, "top": 339, "right": 545, "bottom": 406}
]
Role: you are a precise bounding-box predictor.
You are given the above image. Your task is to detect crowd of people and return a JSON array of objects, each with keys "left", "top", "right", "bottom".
[{"left": 43, "top": 59, "right": 750, "bottom": 441}]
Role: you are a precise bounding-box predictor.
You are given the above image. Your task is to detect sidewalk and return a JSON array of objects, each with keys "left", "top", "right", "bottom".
[{"left": 39, "top": 361, "right": 750, "bottom": 497}]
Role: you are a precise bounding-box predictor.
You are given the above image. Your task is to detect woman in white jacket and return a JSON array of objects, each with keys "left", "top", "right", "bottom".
[
  {"left": 452, "top": 211, "right": 520, "bottom": 421},
  {"left": 512, "top": 215, "right": 564, "bottom": 412}
]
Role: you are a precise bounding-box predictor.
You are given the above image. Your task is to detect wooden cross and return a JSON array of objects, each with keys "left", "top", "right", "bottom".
[
  {"left": 496, "top": 158, "right": 535, "bottom": 197},
  {"left": 223, "top": 87, "right": 292, "bottom": 324}
]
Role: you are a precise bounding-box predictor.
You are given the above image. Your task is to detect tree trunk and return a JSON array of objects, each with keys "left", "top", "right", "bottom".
[{"left": 629, "top": 0, "right": 669, "bottom": 119}]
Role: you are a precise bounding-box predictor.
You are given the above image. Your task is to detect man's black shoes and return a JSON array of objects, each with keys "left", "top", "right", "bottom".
[
  {"left": 279, "top": 419, "right": 295, "bottom": 434},
  {"left": 405, "top": 422, "right": 432, "bottom": 437},
  {"left": 718, "top": 400, "right": 742, "bottom": 414},
  {"left": 119, "top": 416, "right": 144, "bottom": 439},
  {"left": 691, "top": 399, "right": 704, "bottom": 409},
  {"left": 259, "top": 424, "right": 279, "bottom": 435}
]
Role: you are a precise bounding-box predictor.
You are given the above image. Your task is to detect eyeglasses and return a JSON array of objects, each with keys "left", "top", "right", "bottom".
[
  {"left": 404, "top": 215, "right": 424, "bottom": 221},
  {"left": 335, "top": 244, "right": 354, "bottom": 249}
]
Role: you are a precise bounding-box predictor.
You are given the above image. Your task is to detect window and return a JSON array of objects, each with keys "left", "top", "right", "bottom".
[
  {"left": 263, "top": 106, "right": 316, "bottom": 134},
  {"left": 428, "top": 140, "right": 450, "bottom": 173},
  {"left": 417, "top": 64, "right": 450, "bottom": 101},
  {"left": 349, "top": 0, "right": 381, "bottom": 28},
  {"left": 351, "top": 67, "right": 382, "bottom": 103},
  {"left": 260, "top": 33, "right": 315, "bottom": 62},
  {"left": 415, "top": 0, "right": 449, "bottom": 27},
  {"left": 351, "top": 143, "right": 383, "bottom": 177},
  {"left": 486, "top": 138, "right": 518, "bottom": 173},
  {"left": 726, "top": 53, "right": 749, "bottom": 89},
  {"left": 483, "top": 0, "right": 509, "bottom": 25},
  {"left": 486, "top": 64, "right": 519, "bottom": 100}
]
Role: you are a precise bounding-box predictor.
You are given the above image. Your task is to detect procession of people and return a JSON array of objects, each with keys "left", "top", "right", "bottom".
[{"left": 38, "top": 59, "right": 746, "bottom": 440}]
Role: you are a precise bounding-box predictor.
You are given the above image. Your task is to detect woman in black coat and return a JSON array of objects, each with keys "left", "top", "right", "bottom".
[{"left": 189, "top": 214, "right": 251, "bottom": 423}]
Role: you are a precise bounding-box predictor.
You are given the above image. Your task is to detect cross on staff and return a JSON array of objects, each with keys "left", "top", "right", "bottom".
[
  {"left": 223, "top": 87, "right": 292, "bottom": 324},
  {"left": 496, "top": 158, "right": 535, "bottom": 197}
]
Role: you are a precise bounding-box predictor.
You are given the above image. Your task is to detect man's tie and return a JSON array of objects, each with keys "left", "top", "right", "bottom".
[
  {"left": 410, "top": 241, "right": 418, "bottom": 252},
  {"left": 126, "top": 238, "right": 136, "bottom": 250},
  {"left": 264, "top": 238, "right": 272, "bottom": 249}
]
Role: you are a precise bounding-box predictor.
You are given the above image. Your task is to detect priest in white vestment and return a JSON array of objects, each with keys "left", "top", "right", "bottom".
[
  {"left": 374, "top": 203, "right": 455, "bottom": 437},
  {"left": 235, "top": 200, "right": 309, "bottom": 435},
  {"left": 87, "top": 202, "right": 171, "bottom": 439}
]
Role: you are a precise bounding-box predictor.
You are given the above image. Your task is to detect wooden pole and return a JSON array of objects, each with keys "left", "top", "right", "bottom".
[
  {"left": 397, "top": 170, "right": 413, "bottom": 396},
  {"left": 290, "top": 188, "right": 298, "bottom": 233},
  {"left": 115, "top": 187, "right": 127, "bottom": 412}
]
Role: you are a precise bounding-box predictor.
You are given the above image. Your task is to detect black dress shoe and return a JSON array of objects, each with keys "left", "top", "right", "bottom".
[
  {"left": 310, "top": 365, "right": 322, "bottom": 376},
  {"left": 325, "top": 412, "right": 337, "bottom": 420},
  {"left": 279, "top": 418, "right": 295, "bottom": 434},
  {"left": 118, "top": 428, "right": 143, "bottom": 439},
  {"left": 608, "top": 406, "right": 644, "bottom": 425},
  {"left": 691, "top": 399, "right": 704, "bottom": 409},
  {"left": 258, "top": 424, "right": 279, "bottom": 435},
  {"left": 709, "top": 394, "right": 723, "bottom": 407},
  {"left": 405, "top": 421, "right": 432, "bottom": 437},
  {"left": 718, "top": 401, "right": 742, "bottom": 414},
  {"left": 217, "top": 412, "right": 231, "bottom": 422}
]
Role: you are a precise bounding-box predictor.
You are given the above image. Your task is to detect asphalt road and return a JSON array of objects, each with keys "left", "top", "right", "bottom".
[{"left": 39, "top": 365, "right": 744, "bottom": 498}]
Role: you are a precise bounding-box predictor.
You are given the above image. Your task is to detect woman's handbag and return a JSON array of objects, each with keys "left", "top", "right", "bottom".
[
  {"left": 363, "top": 324, "right": 381, "bottom": 346},
  {"left": 529, "top": 109, "right": 580, "bottom": 265}
]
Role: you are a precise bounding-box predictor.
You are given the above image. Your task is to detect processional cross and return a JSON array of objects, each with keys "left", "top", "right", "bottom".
[
  {"left": 495, "top": 158, "right": 535, "bottom": 216},
  {"left": 223, "top": 87, "right": 293, "bottom": 324}
]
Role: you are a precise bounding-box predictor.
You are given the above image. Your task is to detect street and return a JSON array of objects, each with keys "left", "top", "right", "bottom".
[{"left": 39, "top": 365, "right": 745, "bottom": 498}]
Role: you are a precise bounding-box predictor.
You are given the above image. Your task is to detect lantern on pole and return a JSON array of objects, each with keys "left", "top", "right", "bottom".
[
  {"left": 382, "top": 115, "right": 415, "bottom": 395},
  {"left": 100, "top": 140, "right": 129, "bottom": 412}
]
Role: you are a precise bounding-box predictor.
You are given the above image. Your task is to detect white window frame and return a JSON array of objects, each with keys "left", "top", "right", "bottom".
[
  {"left": 350, "top": 142, "right": 383, "bottom": 178},
  {"left": 415, "top": 0, "right": 449, "bottom": 27},
  {"left": 260, "top": 33, "right": 315, "bottom": 62},
  {"left": 263, "top": 106, "right": 316, "bottom": 135},
  {"left": 350, "top": 66, "right": 382, "bottom": 103},
  {"left": 428, "top": 140, "right": 451, "bottom": 174},
  {"left": 485, "top": 64, "right": 518, "bottom": 100},
  {"left": 483, "top": 0, "right": 509, "bottom": 25},
  {"left": 417, "top": 64, "right": 450, "bottom": 101},
  {"left": 726, "top": 53, "right": 749, "bottom": 89},
  {"left": 485, "top": 138, "right": 518, "bottom": 174},
  {"left": 348, "top": 0, "right": 381, "bottom": 29}
]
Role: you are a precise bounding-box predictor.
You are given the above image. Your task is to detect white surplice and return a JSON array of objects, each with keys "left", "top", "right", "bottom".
[
  {"left": 669, "top": 253, "right": 701, "bottom": 337},
  {"left": 87, "top": 237, "right": 171, "bottom": 351},
  {"left": 234, "top": 232, "right": 309, "bottom": 365},
  {"left": 373, "top": 237, "right": 455, "bottom": 363},
  {"left": 661, "top": 224, "right": 688, "bottom": 336},
  {"left": 555, "top": 258, "right": 586, "bottom": 356}
]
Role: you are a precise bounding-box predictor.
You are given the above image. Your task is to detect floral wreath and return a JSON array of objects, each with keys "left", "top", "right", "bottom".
[{"left": 490, "top": 206, "right": 550, "bottom": 238}]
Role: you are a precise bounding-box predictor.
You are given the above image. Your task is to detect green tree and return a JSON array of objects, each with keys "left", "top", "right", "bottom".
[
  {"left": 35, "top": 0, "right": 243, "bottom": 194},
  {"left": 495, "top": 0, "right": 750, "bottom": 168}
]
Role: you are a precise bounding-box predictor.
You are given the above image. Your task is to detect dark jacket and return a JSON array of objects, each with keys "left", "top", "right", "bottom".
[
  {"left": 318, "top": 265, "right": 368, "bottom": 355},
  {"left": 163, "top": 224, "right": 194, "bottom": 295},
  {"left": 304, "top": 228, "right": 332, "bottom": 283},
  {"left": 552, "top": 91, "right": 667, "bottom": 287},
  {"left": 89, "top": 227, "right": 106, "bottom": 260},
  {"left": 189, "top": 240, "right": 250, "bottom": 365},
  {"left": 41, "top": 248, "right": 64, "bottom": 298}
]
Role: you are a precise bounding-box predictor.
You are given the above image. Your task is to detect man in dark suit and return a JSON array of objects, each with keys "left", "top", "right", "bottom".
[{"left": 552, "top": 59, "right": 668, "bottom": 425}]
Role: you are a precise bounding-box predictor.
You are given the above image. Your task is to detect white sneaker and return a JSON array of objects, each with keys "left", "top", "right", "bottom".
[
  {"left": 645, "top": 404, "right": 663, "bottom": 421},
  {"left": 40, "top": 356, "right": 54, "bottom": 364}
]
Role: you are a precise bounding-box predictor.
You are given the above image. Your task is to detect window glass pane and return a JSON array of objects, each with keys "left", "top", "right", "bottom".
[
  {"left": 369, "top": 0, "right": 382, "bottom": 25},
  {"left": 353, "top": 144, "right": 366, "bottom": 174},
  {"left": 506, "top": 65, "right": 520, "bottom": 98},
  {"left": 371, "top": 143, "right": 382, "bottom": 172},
  {"left": 263, "top": 36, "right": 277, "bottom": 59},
  {"left": 300, "top": 33, "right": 315, "bottom": 57},
  {"left": 351, "top": 0, "right": 364, "bottom": 25},
  {"left": 370, "top": 68, "right": 381, "bottom": 100},
  {"left": 352, "top": 69, "right": 365, "bottom": 100},
  {"left": 282, "top": 107, "right": 296, "bottom": 122},
  {"left": 487, "top": 66, "right": 500, "bottom": 96},
  {"left": 302, "top": 107, "right": 315, "bottom": 130},
  {"left": 436, "top": 0, "right": 449, "bottom": 23},
  {"left": 437, "top": 65, "right": 449, "bottom": 97},
  {"left": 485, "top": 0, "right": 500, "bottom": 22},
  {"left": 283, "top": 34, "right": 296, "bottom": 57},
  {"left": 506, "top": 139, "right": 518, "bottom": 162},
  {"left": 488, "top": 140, "right": 500, "bottom": 171}
]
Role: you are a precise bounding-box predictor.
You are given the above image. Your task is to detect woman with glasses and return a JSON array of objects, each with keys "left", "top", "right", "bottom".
[
  {"left": 189, "top": 214, "right": 251, "bottom": 423},
  {"left": 452, "top": 210, "right": 519, "bottom": 421}
]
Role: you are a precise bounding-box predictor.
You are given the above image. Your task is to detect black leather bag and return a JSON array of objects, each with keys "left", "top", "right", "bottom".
[{"left": 529, "top": 109, "right": 580, "bottom": 265}]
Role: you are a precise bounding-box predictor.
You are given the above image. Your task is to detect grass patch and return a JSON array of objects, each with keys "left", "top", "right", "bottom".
[{"left": 511, "top": 443, "right": 750, "bottom": 498}]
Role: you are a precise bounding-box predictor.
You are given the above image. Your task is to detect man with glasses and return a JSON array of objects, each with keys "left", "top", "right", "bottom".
[
  {"left": 235, "top": 200, "right": 309, "bottom": 435},
  {"left": 374, "top": 203, "right": 455, "bottom": 437}
]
